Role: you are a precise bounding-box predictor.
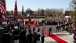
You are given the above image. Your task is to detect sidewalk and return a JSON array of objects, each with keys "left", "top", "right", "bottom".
[
  {"left": 44, "top": 37, "right": 57, "bottom": 43},
  {"left": 44, "top": 31, "right": 74, "bottom": 43}
]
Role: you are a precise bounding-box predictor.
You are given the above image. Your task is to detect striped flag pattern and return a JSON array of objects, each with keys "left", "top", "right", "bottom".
[
  {"left": 28, "top": 19, "right": 31, "bottom": 29},
  {"left": 20, "top": 14, "right": 24, "bottom": 26},
  {"left": 42, "top": 24, "right": 45, "bottom": 33},
  {"left": 34, "top": 20, "right": 39, "bottom": 29},
  {"left": 14, "top": 0, "right": 18, "bottom": 24},
  {"left": 0, "top": 0, "right": 6, "bottom": 21},
  {"left": 20, "top": 6, "right": 24, "bottom": 26}
]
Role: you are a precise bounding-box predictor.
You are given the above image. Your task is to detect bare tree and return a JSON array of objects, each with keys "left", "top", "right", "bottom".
[
  {"left": 69, "top": 0, "right": 76, "bottom": 11},
  {"left": 69, "top": 0, "right": 76, "bottom": 20}
]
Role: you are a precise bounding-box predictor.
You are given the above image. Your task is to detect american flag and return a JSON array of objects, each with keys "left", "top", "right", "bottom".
[
  {"left": 20, "top": 14, "right": 24, "bottom": 26},
  {"left": 14, "top": 0, "right": 18, "bottom": 24},
  {"left": 34, "top": 20, "right": 39, "bottom": 29},
  {"left": 28, "top": 19, "right": 34, "bottom": 29},
  {"left": 0, "top": 0, "right": 6, "bottom": 21},
  {"left": 20, "top": 6, "right": 24, "bottom": 26},
  {"left": 28, "top": 19, "right": 31, "bottom": 29},
  {"left": 42, "top": 24, "right": 46, "bottom": 33},
  {"left": 28, "top": 23, "right": 31, "bottom": 29}
]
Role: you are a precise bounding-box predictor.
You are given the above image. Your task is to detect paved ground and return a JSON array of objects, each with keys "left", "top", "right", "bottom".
[
  {"left": 39, "top": 25, "right": 74, "bottom": 43},
  {"left": 44, "top": 34, "right": 74, "bottom": 43},
  {"left": 40, "top": 25, "right": 57, "bottom": 33}
]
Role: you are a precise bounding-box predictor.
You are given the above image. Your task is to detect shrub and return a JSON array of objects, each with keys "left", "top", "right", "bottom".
[{"left": 67, "top": 27, "right": 74, "bottom": 33}]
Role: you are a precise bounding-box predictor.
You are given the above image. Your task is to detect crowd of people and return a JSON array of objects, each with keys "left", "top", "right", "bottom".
[
  {"left": 0, "top": 21, "right": 45, "bottom": 43},
  {"left": 56, "top": 20, "right": 72, "bottom": 32}
]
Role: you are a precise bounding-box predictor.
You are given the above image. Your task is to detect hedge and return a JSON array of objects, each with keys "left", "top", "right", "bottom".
[{"left": 67, "top": 27, "right": 74, "bottom": 33}]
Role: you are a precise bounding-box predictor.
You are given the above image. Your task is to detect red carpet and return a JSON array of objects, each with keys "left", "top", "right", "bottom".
[{"left": 45, "top": 32, "right": 68, "bottom": 43}]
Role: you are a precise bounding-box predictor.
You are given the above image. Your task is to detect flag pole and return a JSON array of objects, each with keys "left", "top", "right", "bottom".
[{"left": 14, "top": 0, "right": 18, "bottom": 24}]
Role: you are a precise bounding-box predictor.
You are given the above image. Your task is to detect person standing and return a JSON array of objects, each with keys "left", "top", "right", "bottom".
[
  {"left": 33, "top": 32, "right": 37, "bottom": 43},
  {"left": 2, "top": 22, "right": 10, "bottom": 43},
  {"left": 19, "top": 27, "right": 26, "bottom": 43},
  {"left": 42, "top": 20, "right": 45, "bottom": 25},
  {"left": 56, "top": 25, "right": 59, "bottom": 32},
  {"left": 48, "top": 27, "right": 52, "bottom": 35},
  {"left": 33, "top": 27, "right": 35, "bottom": 33},
  {"left": 73, "top": 28, "right": 76, "bottom": 42},
  {"left": 41, "top": 33, "right": 45, "bottom": 43},
  {"left": 27, "top": 30, "right": 33, "bottom": 43},
  {"left": 10, "top": 21, "right": 14, "bottom": 30},
  {"left": 37, "top": 29, "right": 40, "bottom": 43},
  {"left": 12, "top": 26, "right": 19, "bottom": 43}
]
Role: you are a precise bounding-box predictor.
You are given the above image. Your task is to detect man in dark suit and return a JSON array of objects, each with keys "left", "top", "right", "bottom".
[
  {"left": 12, "top": 26, "right": 19, "bottom": 43},
  {"left": 41, "top": 33, "right": 45, "bottom": 43},
  {"left": 27, "top": 30, "right": 33, "bottom": 43},
  {"left": 19, "top": 27, "right": 26, "bottom": 43},
  {"left": 37, "top": 29, "right": 40, "bottom": 43},
  {"left": 56, "top": 25, "right": 59, "bottom": 32},
  {"left": 49, "top": 27, "right": 52, "bottom": 35},
  {"left": 33, "top": 32, "right": 37, "bottom": 43},
  {"left": 2, "top": 22, "right": 10, "bottom": 43}
]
